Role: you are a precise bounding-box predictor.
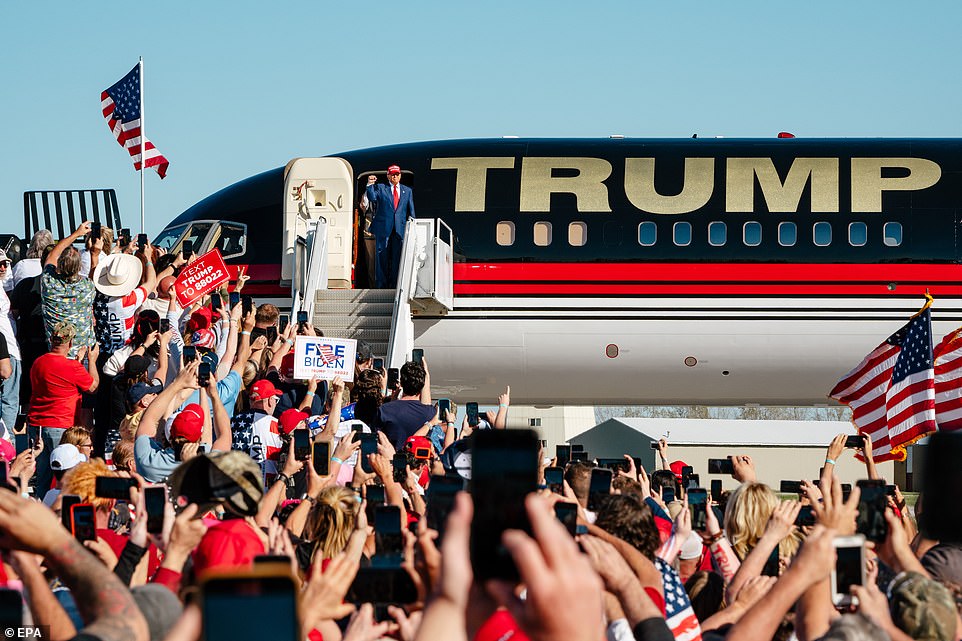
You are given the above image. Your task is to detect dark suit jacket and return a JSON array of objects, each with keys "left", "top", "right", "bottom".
[{"left": 365, "top": 183, "right": 415, "bottom": 241}]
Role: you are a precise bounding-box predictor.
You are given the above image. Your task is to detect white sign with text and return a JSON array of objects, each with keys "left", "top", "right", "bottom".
[{"left": 293, "top": 336, "right": 357, "bottom": 382}]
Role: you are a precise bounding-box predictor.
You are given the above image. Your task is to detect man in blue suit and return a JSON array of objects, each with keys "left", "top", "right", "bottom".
[{"left": 362, "top": 164, "right": 415, "bottom": 288}]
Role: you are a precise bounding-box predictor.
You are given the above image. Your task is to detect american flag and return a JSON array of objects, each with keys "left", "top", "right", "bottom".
[
  {"left": 655, "top": 557, "right": 702, "bottom": 641},
  {"left": 934, "top": 327, "right": 962, "bottom": 431},
  {"left": 101, "top": 63, "right": 169, "bottom": 178},
  {"left": 830, "top": 308, "right": 936, "bottom": 461},
  {"left": 317, "top": 344, "right": 337, "bottom": 365}
]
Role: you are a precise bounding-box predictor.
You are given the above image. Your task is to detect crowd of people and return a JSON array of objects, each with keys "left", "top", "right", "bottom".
[{"left": 0, "top": 222, "right": 957, "bottom": 641}]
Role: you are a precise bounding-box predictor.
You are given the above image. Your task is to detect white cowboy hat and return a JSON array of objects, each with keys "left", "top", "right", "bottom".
[{"left": 93, "top": 253, "right": 143, "bottom": 297}]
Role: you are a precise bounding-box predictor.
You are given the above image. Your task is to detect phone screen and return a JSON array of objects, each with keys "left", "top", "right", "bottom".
[
  {"left": 366, "top": 484, "right": 386, "bottom": 506},
  {"left": 707, "top": 458, "right": 735, "bottom": 475},
  {"left": 296, "top": 310, "right": 309, "bottom": 325},
  {"left": 202, "top": 575, "right": 299, "bottom": 641},
  {"left": 845, "top": 434, "right": 865, "bottom": 449},
  {"left": 373, "top": 358, "right": 384, "bottom": 371},
  {"left": 411, "top": 349, "right": 424, "bottom": 365},
  {"left": 571, "top": 451, "right": 589, "bottom": 463},
  {"left": 90, "top": 222, "right": 101, "bottom": 239},
  {"left": 681, "top": 465, "right": 694, "bottom": 481},
  {"left": 120, "top": 228, "right": 131, "bottom": 245},
  {"left": 312, "top": 442, "right": 330, "bottom": 476},
  {"left": 544, "top": 467, "right": 564, "bottom": 494},
  {"left": 688, "top": 489, "right": 708, "bottom": 530},
  {"left": 710, "top": 479, "right": 723, "bottom": 502},
  {"left": 387, "top": 368, "right": 399, "bottom": 390},
  {"left": 587, "top": 468, "right": 613, "bottom": 512},
  {"left": 210, "top": 294, "right": 222, "bottom": 311},
  {"left": 0, "top": 588, "right": 22, "bottom": 628},
  {"left": 71, "top": 504, "right": 96, "bottom": 542},
  {"left": 555, "top": 444, "right": 572, "bottom": 467},
  {"left": 137, "top": 233, "right": 149, "bottom": 249},
  {"left": 466, "top": 402, "right": 479, "bottom": 427},
  {"left": 470, "top": 429, "right": 539, "bottom": 581},
  {"left": 554, "top": 502, "right": 578, "bottom": 535},
  {"left": 662, "top": 488, "right": 676, "bottom": 504},
  {"left": 374, "top": 505, "right": 403, "bottom": 561},
  {"left": 144, "top": 486, "right": 167, "bottom": 535},
  {"left": 198, "top": 362, "right": 211, "bottom": 387},
  {"left": 796, "top": 505, "right": 816, "bottom": 527},
  {"left": 292, "top": 429, "right": 311, "bottom": 461},
  {"left": 94, "top": 476, "right": 138, "bottom": 500},
  {"left": 229, "top": 292, "right": 240, "bottom": 308},
  {"left": 182, "top": 240, "right": 193, "bottom": 258},
  {"left": 835, "top": 545, "right": 863, "bottom": 595},
  {"left": 278, "top": 314, "right": 289, "bottom": 334},
  {"left": 159, "top": 318, "right": 171, "bottom": 334},
  {"left": 437, "top": 399, "right": 451, "bottom": 416},
  {"left": 596, "top": 458, "right": 628, "bottom": 473},
  {"left": 426, "top": 475, "right": 463, "bottom": 541},
  {"left": 241, "top": 295, "right": 253, "bottom": 319},
  {"left": 392, "top": 453, "right": 407, "bottom": 484},
  {"left": 780, "top": 480, "right": 802, "bottom": 494},
  {"left": 359, "top": 433, "right": 378, "bottom": 474},
  {"left": 347, "top": 566, "right": 418, "bottom": 606},
  {"left": 856, "top": 480, "right": 888, "bottom": 542},
  {"left": 61, "top": 495, "right": 81, "bottom": 530},
  {"left": 183, "top": 346, "right": 197, "bottom": 363}
]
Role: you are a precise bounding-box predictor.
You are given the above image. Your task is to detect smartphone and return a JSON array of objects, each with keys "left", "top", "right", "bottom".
[
  {"left": 687, "top": 474, "right": 700, "bottom": 489},
  {"left": 365, "top": 484, "right": 386, "bottom": 507},
  {"left": 159, "top": 318, "right": 171, "bottom": 334},
  {"left": 587, "top": 468, "right": 613, "bottom": 512},
  {"left": 71, "top": 504, "right": 97, "bottom": 542},
  {"left": 229, "top": 291, "right": 241, "bottom": 308},
  {"left": 596, "top": 458, "right": 628, "bottom": 473},
  {"left": 710, "top": 479, "right": 723, "bottom": 502},
  {"left": 198, "top": 362, "right": 212, "bottom": 388},
  {"left": 137, "top": 233, "right": 149, "bottom": 250},
  {"left": 650, "top": 441, "right": 659, "bottom": 449},
  {"left": 662, "top": 487, "right": 676, "bottom": 504},
  {"left": 242, "top": 295, "right": 253, "bottom": 317},
  {"left": 681, "top": 465, "right": 694, "bottom": 481},
  {"left": 312, "top": 442, "right": 330, "bottom": 476},
  {"left": 544, "top": 466, "right": 564, "bottom": 495},
  {"left": 387, "top": 368, "right": 399, "bottom": 390},
  {"left": 181, "top": 240, "right": 193, "bottom": 259},
  {"left": 571, "top": 451, "right": 589, "bottom": 463},
  {"left": 374, "top": 505, "right": 404, "bottom": 563},
  {"left": 347, "top": 566, "right": 418, "bottom": 606},
  {"left": 470, "top": 429, "right": 539, "bottom": 581},
  {"left": 90, "top": 221, "right": 101, "bottom": 239},
  {"left": 841, "top": 484, "right": 852, "bottom": 501},
  {"left": 392, "top": 453, "right": 407, "bottom": 484},
  {"left": 373, "top": 357, "right": 384, "bottom": 371},
  {"left": 61, "top": 494, "right": 82, "bottom": 530},
  {"left": 556, "top": 444, "right": 572, "bottom": 467},
  {"left": 359, "top": 433, "right": 378, "bottom": 474},
  {"left": 856, "top": 479, "right": 888, "bottom": 543},
  {"left": 183, "top": 345, "right": 197, "bottom": 363},
  {"left": 832, "top": 535, "right": 866, "bottom": 606},
  {"left": 426, "top": 475, "right": 463, "bottom": 541},
  {"left": 278, "top": 314, "right": 289, "bottom": 335},
  {"left": 570, "top": 444, "right": 585, "bottom": 452},
  {"left": 886, "top": 484, "right": 897, "bottom": 497},
  {"left": 253, "top": 554, "right": 295, "bottom": 568},
  {"left": 780, "top": 480, "right": 803, "bottom": 494},
  {"left": 796, "top": 505, "right": 817, "bottom": 527},
  {"left": 845, "top": 434, "right": 865, "bottom": 449},
  {"left": 94, "top": 476, "right": 138, "bottom": 500},
  {"left": 0, "top": 588, "right": 22, "bottom": 628},
  {"left": 210, "top": 294, "right": 222, "bottom": 312},
  {"left": 119, "top": 228, "right": 131, "bottom": 246},
  {"left": 201, "top": 572, "right": 299, "bottom": 641},
  {"left": 707, "top": 458, "right": 735, "bottom": 475},
  {"left": 293, "top": 429, "right": 311, "bottom": 461},
  {"left": 554, "top": 502, "right": 578, "bottom": 536},
  {"left": 411, "top": 348, "right": 424, "bottom": 365},
  {"left": 437, "top": 398, "right": 451, "bottom": 418},
  {"left": 466, "top": 402, "right": 479, "bottom": 427},
  {"left": 688, "top": 488, "right": 708, "bottom": 530},
  {"left": 761, "top": 546, "right": 780, "bottom": 577},
  {"left": 144, "top": 486, "right": 167, "bottom": 535},
  {"left": 350, "top": 424, "right": 365, "bottom": 442}
]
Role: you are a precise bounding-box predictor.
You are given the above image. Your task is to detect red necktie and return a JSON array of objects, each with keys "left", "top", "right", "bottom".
[{"left": 393, "top": 185, "right": 399, "bottom": 209}]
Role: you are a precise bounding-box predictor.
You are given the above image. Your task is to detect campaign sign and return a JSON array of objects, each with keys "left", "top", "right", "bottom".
[
  {"left": 174, "top": 249, "right": 230, "bottom": 307},
  {"left": 293, "top": 336, "right": 357, "bottom": 382}
]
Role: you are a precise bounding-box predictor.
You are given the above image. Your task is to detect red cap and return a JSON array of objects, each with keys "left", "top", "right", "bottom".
[
  {"left": 192, "top": 519, "right": 266, "bottom": 576},
  {"left": 669, "top": 460, "right": 690, "bottom": 481},
  {"left": 405, "top": 435, "right": 433, "bottom": 459},
  {"left": 278, "top": 409, "right": 309, "bottom": 435},
  {"left": 187, "top": 307, "right": 212, "bottom": 334},
  {"left": 250, "top": 379, "right": 283, "bottom": 401},
  {"left": 280, "top": 352, "right": 295, "bottom": 379},
  {"left": 170, "top": 404, "right": 204, "bottom": 442},
  {"left": 387, "top": 164, "right": 401, "bottom": 175},
  {"left": 474, "top": 610, "right": 530, "bottom": 641}
]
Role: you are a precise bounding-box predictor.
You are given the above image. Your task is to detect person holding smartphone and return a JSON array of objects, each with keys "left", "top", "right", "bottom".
[
  {"left": 40, "top": 221, "right": 98, "bottom": 359},
  {"left": 229, "top": 379, "right": 287, "bottom": 483},
  {"left": 377, "top": 360, "right": 437, "bottom": 450}
]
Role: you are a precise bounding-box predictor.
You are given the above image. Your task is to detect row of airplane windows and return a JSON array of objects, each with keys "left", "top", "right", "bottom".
[{"left": 495, "top": 220, "right": 904, "bottom": 248}]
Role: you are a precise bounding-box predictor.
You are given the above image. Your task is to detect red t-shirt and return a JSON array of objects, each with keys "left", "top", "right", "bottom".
[{"left": 28, "top": 352, "right": 93, "bottom": 428}]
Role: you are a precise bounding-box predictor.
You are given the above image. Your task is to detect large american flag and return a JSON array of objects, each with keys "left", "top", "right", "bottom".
[
  {"left": 101, "top": 63, "right": 169, "bottom": 178},
  {"left": 934, "top": 327, "right": 962, "bottom": 431},
  {"left": 655, "top": 557, "right": 702, "bottom": 641},
  {"left": 830, "top": 308, "right": 936, "bottom": 461}
]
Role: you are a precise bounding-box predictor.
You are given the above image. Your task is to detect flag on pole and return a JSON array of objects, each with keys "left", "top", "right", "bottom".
[
  {"left": 934, "top": 327, "right": 962, "bottom": 431},
  {"left": 101, "top": 63, "right": 169, "bottom": 178},
  {"left": 829, "top": 306, "right": 936, "bottom": 461}
]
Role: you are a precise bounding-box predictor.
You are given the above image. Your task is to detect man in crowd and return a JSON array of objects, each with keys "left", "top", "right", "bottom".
[
  {"left": 41, "top": 222, "right": 97, "bottom": 358},
  {"left": 378, "top": 359, "right": 436, "bottom": 450}
]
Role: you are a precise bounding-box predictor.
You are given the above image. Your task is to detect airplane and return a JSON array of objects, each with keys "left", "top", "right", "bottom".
[{"left": 151, "top": 136, "right": 962, "bottom": 406}]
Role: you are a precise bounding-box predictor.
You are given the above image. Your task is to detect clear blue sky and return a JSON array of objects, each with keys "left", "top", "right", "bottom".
[{"left": 2, "top": 2, "right": 960, "bottom": 238}]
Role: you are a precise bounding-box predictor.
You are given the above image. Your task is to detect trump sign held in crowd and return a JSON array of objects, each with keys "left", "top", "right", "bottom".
[
  {"left": 294, "top": 336, "right": 357, "bottom": 382},
  {"left": 174, "top": 249, "right": 230, "bottom": 307}
]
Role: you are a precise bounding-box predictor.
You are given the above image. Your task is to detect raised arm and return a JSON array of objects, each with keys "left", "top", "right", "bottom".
[
  {"left": 46, "top": 222, "right": 90, "bottom": 268},
  {"left": 207, "top": 376, "right": 233, "bottom": 452},
  {"left": 493, "top": 386, "right": 510, "bottom": 429},
  {"left": 137, "top": 362, "right": 199, "bottom": 440},
  {"left": 419, "top": 357, "right": 432, "bottom": 405}
]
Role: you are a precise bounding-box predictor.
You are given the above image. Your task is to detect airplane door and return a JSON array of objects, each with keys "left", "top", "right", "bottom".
[{"left": 282, "top": 157, "right": 354, "bottom": 288}]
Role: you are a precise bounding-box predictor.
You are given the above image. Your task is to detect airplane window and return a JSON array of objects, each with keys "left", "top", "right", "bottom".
[
  {"left": 534, "top": 221, "right": 553, "bottom": 247},
  {"left": 778, "top": 222, "right": 797, "bottom": 247},
  {"left": 568, "top": 222, "right": 587, "bottom": 247},
  {"left": 153, "top": 224, "right": 187, "bottom": 251},
  {"left": 673, "top": 222, "right": 692, "bottom": 247},
  {"left": 743, "top": 222, "right": 762, "bottom": 247},
  {"left": 211, "top": 222, "right": 247, "bottom": 259},
  {"left": 638, "top": 222, "right": 656, "bottom": 246},
  {"left": 849, "top": 222, "right": 867, "bottom": 247},
  {"left": 883, "top": 222, "right": 902, "bottom": 247},
  {"left": 708, "top": 222, "right": 727, "bottom": 247},
  {"left": 496, "top": 221, "right": 515, "bottom": 246},
  {"left": 813, "top": 222, "right": 832, "bottom": 247}
]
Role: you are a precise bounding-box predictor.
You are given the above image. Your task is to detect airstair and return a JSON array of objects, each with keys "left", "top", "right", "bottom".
[{"left": 284, "top": 158, "right": 454, "bottom": 367}]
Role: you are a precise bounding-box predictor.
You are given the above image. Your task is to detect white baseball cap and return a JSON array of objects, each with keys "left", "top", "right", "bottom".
[{"left": 50, "top": 444, "right": 87, "bottom": 471}]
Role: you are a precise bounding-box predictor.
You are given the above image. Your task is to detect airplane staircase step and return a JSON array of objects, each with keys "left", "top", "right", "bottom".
[{"left": 312, "top": 289, "right": 395, "bottom": 359}]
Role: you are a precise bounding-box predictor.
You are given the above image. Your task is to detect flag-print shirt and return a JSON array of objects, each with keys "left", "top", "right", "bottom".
[
  {"left": 40, "top": 266, "right": 96, "bottom": 358},
  {"left": 655, "top": 556, "right": 702, "bottom": 641},
  {"left": 231, "top": 410, "right": 285, "bottom": 483},
  {"left": 94, "top": 287, "right": 148, "bottom": 354}
]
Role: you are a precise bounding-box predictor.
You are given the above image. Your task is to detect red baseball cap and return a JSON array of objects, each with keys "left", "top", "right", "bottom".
[
  {"left": 387, "top": 165, "right": 401, "bottom": 175},
  {"left": 278, "top": 409, "right": 309, "bottom": 435},
  {"left": 280, "top": 352, "right": 295, "bottom": 379},
  {"left": 405, "top": 435, "right": 433, "bottom": 458},
  {"left": 187, "top": 307, "right": 212, "bottom": 334},
  {"left": 170, "top": 404, "right": 204, "bottom": 442},
  {"left": 669, "top": 460, "right": 690, "bottom": 481},
  {"left": 250, "top": 379, "right": 283, "bottom": 401},
  {"left": 475, "top": 610, "right": 529, "bottom": 641}
]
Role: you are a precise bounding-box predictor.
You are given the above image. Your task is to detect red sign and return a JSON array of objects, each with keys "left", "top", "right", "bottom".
[{"left": 174, "top": 249, "right": 230, "bottom": 307}]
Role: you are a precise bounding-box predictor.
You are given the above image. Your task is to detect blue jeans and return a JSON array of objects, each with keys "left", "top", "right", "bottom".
[
  {"left": 0, "top": 358, "right": 20, "bottom": 437},
  {"left": 31, "top": 426, "right": 65, "bottom": 498}
]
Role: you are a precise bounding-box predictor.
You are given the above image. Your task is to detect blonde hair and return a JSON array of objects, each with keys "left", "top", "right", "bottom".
[
  {"left": 61, "top": 426, "right": 92, "bottom": 449},
  {"left": 303, "top": 486, "right": 359, "bottom": 561},
  {"left": 57, "top": 247, "right": 82, "bottom": 282},
  {"left": 61, "top": 458, "right": 118, "bottom": 514},
  {"left": 724, "top": 482, "right": 800, "bottom": 561},
  {"left": 110, "top": 440, "right": 134, "bottom": 472}
]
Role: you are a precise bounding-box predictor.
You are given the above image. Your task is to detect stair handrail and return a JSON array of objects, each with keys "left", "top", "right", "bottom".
[{"left": 386, "top": 219, "right": 432, "bottom": 369}]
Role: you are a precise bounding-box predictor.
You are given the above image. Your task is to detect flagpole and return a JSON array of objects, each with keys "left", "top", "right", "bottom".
[{"left": 139, "top": 56, "right": 145, "bottom": 234}]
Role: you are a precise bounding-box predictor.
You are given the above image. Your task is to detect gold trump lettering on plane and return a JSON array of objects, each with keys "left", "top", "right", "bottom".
[{"left": 430, "top": 157, "right": 941, "bottom": 214}]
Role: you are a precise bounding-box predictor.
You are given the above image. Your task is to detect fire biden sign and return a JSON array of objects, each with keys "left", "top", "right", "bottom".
[{"left": 293, "top": 336, "right": 357, "bottom": 382}]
